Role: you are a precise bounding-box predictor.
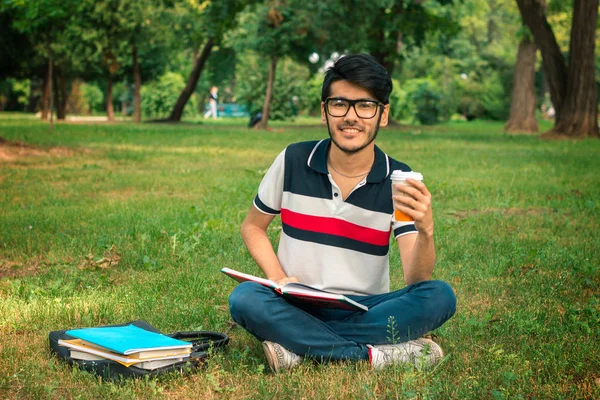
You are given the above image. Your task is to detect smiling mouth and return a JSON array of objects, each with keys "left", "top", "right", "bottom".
[{"left": 339, "top": 126, "right": 363, "bottom": 134}]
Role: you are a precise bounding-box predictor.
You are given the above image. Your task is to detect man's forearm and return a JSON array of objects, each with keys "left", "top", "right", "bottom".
[
  {"left": 241, "top": 223, "right": 287, "bottom": 281},
  {"left": 404, "top": 232, "right": 436, "bottom": 285}
]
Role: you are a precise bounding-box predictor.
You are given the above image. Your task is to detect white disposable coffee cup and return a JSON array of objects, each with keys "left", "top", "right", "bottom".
[{"left": 390, "top": 170, "right": 424, "bottom": 221}]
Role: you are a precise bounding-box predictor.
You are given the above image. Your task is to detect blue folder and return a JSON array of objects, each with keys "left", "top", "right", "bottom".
[{"left": 66, "top": 324, "right": 192, "bottom": 355}]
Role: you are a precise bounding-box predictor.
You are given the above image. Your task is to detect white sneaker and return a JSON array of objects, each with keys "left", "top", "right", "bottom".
[
  {"left": 368, "top": 338, "right": 444, "bottom": 370},
  {"left": 262, "top": 341, "right": 304, "bottom": 372}
]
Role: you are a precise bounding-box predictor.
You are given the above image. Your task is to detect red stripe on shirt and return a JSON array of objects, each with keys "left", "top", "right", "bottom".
[{"left": 280, "top": 208, "right": 390, "bottom": 246}]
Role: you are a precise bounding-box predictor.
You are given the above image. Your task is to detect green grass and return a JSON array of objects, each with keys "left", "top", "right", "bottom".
[{"left": 0, "top": 115, "right": 599, "bottom": 399}]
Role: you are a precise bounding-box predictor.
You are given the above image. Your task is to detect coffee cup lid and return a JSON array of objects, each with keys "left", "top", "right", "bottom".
[{"left": 390, "top": 170, "right": 423, "bottom": 181}]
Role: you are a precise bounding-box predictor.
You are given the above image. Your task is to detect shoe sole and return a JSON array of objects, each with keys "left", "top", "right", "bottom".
[
  {"left": 262, "top": 341, "right": 280, "bottom": 373},
  {"left": 417, "top": 338, "right": 444, "bottom": 364}
]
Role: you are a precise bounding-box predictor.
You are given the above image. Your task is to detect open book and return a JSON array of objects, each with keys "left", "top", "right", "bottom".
[{"left": 221, "top": 267, "right": 368, "bottom": 312}]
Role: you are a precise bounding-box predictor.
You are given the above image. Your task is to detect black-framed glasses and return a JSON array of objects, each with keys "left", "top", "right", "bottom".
[{"left": 325, "top": 97, "right": 383, "bottom": 119}]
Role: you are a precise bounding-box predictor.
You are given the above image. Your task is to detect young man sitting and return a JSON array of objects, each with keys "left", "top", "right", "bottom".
[{"left": 228, "top": 53, "right": 456, "bottom": 372}]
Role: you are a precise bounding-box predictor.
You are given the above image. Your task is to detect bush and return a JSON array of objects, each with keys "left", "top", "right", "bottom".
[
  {"left": 403, "top": 78, "right": 442, "bottom": 125},
  {"left": 0, "top": 79, "right": 30, "bottom": 111},
  {"left": 452, "top": 70, "right": 510, "bottom": 121},
  {"left": 66, "top": 81, "right": 103, "bottom": 115},
  {"left": 141, "top": 72, "right": 198, "bottom": 119},
  {"left": 481, "top": 70, "right": 509, "bottom": 120},
  {"left": 454, "top": 76, "right": 486, "bottom": 120},
  {"left": 398, "top": 41, "right": 513, "bottom": 122},
  {"left": 389, "top": 79, "right": 413, "bottom": 122},
  {"left": 303, "top": 73, "right": 324, "bottom": 117},
  {"left": 81, "top": 83, "right": 104, "bottom": 114}
]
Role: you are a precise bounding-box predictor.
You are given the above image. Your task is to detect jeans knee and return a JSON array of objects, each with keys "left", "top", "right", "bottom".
[
  {"left": 430, "top": 280, "right": 457, "bottom": 318},
  {"left": 228, "top": 281, "right": 264, "bottom": 323}
]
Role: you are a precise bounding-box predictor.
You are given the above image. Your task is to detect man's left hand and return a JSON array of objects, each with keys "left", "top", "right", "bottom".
[{"left": 392, "top": 178, "right": 434, "bottom": 236}]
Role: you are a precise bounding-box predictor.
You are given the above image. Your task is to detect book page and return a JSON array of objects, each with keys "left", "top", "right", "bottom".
[
  {"left": 281, "top": 282, "right": 338, "bottom": 295},
  {"left": 59, "top": 339, "right": 191, "bottom": 364},
  {"left": 220, "top": 268, "right": 278, "bottom": 289}
]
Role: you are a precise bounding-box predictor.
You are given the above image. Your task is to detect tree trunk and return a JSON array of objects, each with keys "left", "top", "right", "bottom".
[
  {"left": 515, "top": 0, "right": 567, "bottom": 119},
  {"left": 41, "top": 71, "right": 50, "bottom": 120},
  {"left": 168, "top": 37, "right": 214, "bottom": 122},
  {"left": 132, "top": 45, "right": 141, "bottom": 123},
  {"left": 550, "top": 0, "right": 599, "bottom": 138},
  {"left": 106, "top": 74, "right": 114, "bottom": 121},
  {"left": 48, "top": 53, "right": 54, "bottom": 131},
  {"left": 255, "top": 55, "right": 278, "bottom": 130},
  {"left": 504, "top": 37, "right": 538, "bottom": 134},
  {"left": 54, "top": 72, "right": 67, "bottom": 120},
  {"left": 371, "top": 30, "right": 394, "bottom": 76},
  {"left": 42, "top": 56, "right": 54, "bottom": 122}
]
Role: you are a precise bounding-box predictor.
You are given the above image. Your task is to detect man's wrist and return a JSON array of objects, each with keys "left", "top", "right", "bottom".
[
  {"left": 267, "top": 273, "right": 287, "bottom": 282},
  {"left": 417, "top": 227, "right": 434, "bottom": 238}
]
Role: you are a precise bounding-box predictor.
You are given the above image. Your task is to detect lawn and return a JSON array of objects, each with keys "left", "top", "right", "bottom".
[{"left": 0, "top": 115, "right": 598, "bottom": 399}]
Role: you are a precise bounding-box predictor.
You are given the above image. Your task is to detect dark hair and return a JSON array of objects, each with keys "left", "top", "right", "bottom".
[{"left": 321, "top": 54, "right": 393, "bottom": 104}]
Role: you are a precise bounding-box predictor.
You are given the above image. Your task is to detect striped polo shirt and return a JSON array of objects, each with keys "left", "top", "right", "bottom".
[{"left": 253, "top": 139, "right": 417, "bottom": 296}]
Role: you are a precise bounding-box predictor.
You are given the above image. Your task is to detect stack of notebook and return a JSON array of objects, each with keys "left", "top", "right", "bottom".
[{"left": 58, "top": 324, "right": 193, "bottom": 370}]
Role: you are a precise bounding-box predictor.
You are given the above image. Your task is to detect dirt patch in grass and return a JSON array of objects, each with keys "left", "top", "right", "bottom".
[
  {"left": 0, "top": 137, "right": 78, "bottom": 163},
  {"left": 0, "top": 258, "right": 42, "bottom": 279},
  {"left": 105, "top": 188, "right": 136, "bottom": 200}
]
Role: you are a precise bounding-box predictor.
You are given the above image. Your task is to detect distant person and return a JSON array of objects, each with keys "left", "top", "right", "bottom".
[
  {"left": 227, "top": 54, "right": 456, "bottom": 372},
  {"left": 204, "top": 86, "right": 218, "bottom": 119}
]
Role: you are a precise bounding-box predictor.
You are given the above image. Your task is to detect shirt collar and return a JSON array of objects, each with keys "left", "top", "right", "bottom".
[{"left": 307, "top": 138, "right": 390, "bottom": 183}]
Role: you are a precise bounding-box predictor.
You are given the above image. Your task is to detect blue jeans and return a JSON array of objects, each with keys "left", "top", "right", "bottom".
[{"left": 228, "top": 280, "right": 456, "bottom": 361}]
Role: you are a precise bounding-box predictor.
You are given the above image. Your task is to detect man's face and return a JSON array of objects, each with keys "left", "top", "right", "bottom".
[{"left": 321, "top": 80, "right": 389, "bottom": 154}]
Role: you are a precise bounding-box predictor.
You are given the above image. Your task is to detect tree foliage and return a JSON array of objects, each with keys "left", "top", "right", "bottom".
[
  {"left": 233, "top": 52, "right": 310, "bottom": 120},
  {"left": 1, "top": 0, "right": 597, "bottom": 134},
  {"left": 0, "top": 9, "right": 39, "bottom": 79}
]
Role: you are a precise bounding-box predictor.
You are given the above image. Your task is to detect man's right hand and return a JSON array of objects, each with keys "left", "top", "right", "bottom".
[{"left": 274, "top": 276, "right": 300, "bottom": 286}]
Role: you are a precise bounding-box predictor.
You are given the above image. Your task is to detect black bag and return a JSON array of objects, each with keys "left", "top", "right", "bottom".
[
  {"left": 248, "top": 112, "right": 263, "bottom": 128},
  {"left": 49, "top": 320, "right": 229, "bottom": 379}
]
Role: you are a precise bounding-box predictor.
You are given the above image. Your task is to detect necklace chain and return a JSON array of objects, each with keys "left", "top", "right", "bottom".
[{"left": 328, "top": 163, "right": 371, "bottom": 179}]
